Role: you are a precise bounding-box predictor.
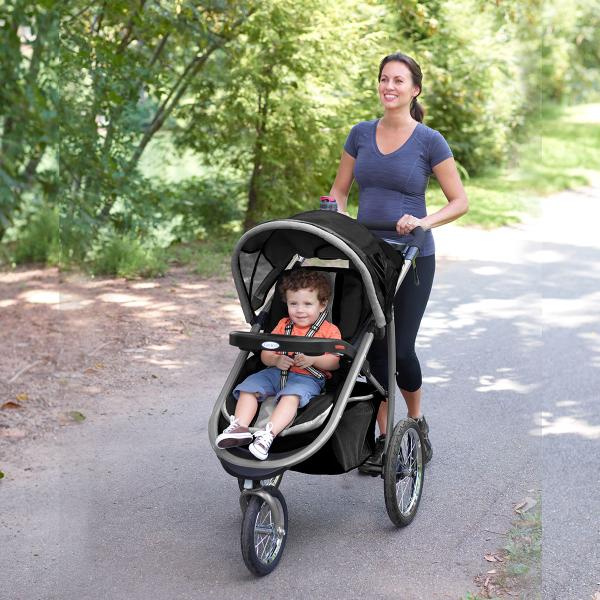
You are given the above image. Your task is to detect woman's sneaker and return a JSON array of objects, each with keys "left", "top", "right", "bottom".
[
  {"left": 249, "top": 423, "right": 274, "bottom": 460},
  {"left": 415, "top": 415, "right": 433, "bottom": 463},
  {"left": 216, "top": 416, "right": 253, "bottom": 449},
  {"left": 358, "top": 434, "right": 386, "bottom": 474}
]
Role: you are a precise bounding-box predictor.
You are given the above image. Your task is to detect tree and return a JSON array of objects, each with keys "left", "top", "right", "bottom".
[
  {"left": 177, "top": 0, "right": 389, "bottom": 229},
  {"left": 57, "top": 0, "right": 258, "bottom": 235},
  {"left": 0, "top": 0, "right": 59, "bottom": 240}
]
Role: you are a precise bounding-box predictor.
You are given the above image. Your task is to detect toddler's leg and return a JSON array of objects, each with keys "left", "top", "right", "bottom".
[
  {"left": 235, "top": 392, "right": 259, "bottom": 426},
  {"left": 269, "top": 394, "right": 301, "bottom": 436},
  {"left": 248, "top": 395, "right": 300, "bottom": 461}
]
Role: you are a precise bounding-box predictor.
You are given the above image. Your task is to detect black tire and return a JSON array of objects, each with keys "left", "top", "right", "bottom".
[
  {"left": 240, "top": 486, "right": 288, "bottom": 576},
  {"left": 383, "top": 418, "right": 424, "bottom": 527}
]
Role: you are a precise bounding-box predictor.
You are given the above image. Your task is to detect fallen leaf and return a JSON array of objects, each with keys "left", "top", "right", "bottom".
[
  {"left": 484, "top": 554, "right": 498, "bottom": 562},
  {"left": 94, "top": 363, "right": 104, "bottom": 369},
  {"left": 0, "top": 428, "right": 26, "bottom": 438},
  {"left": 15, "top": 393, "right": 29, "bottom": 402},
  {"left": 515, "top": 496, "right": 537, "bottom": 514},
  {"left": 486, "top": 569, "right": 497, "bottom": 574},
  {"left": 1, "top": 401, "right": 22, "bottom": 410},
  {"left": 68, "top": 411, "right": 86, "bottom": 423},
  {"left": 0, "top": 470, "right": 4, "bottom": 479}
]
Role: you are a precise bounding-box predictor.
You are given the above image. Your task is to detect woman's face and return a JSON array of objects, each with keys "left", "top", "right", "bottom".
[{"left": 378, "top": 61, "right": 420, "bottom": 110}]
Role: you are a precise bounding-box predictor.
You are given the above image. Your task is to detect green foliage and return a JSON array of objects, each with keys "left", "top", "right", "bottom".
[
  {"left": 178, "top": 0, "right": 381, "bottom": 228},
  {"left": 428, "top": 103, "right": 600, "bottom": 227},
  {"left": 12, "top": 203, "right": 59, "bottom": 264},
  {"left": 540, "top": 0, "right": 600, "bottom": 103},
  {"left": 0, "top": 0, "right": 59, "bottom": 238},
  {"left": 396, "top": 0, "right": 527, "bottom": 175},
  {"left": 86, "top": 228, "right": 166, "bottom": 278},
  {"left": 1, "top": 0, "right": 597, "bottom": 271},
  {"left": 194, "top": 236, "right": 236, "bottom": 278}
]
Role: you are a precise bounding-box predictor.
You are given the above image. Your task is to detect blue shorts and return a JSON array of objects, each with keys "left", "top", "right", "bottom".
[{"left": 233, "top": 367, "right": 325, "bottom": 408}]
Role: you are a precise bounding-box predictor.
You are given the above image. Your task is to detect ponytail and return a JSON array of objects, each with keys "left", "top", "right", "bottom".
[{"left": 411, "top": 98, "right": 425, "bottom": 123}]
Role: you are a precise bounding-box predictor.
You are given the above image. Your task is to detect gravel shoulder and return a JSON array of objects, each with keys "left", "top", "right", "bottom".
[{"left": 0, "top": 267, "right": 245, "bottom": 459}]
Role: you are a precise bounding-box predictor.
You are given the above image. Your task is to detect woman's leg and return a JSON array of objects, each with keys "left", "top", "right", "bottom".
[
  {"left": 376, "top": 388, "right": 421, "bottom": 434},
  {"left": 372, "top": 254, "right": 436, "bottom": 434}
]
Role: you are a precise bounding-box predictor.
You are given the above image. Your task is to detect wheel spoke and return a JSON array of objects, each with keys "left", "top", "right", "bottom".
[
  {"left": 253, "top": 500, "right": 283, "bottom": 564},
  {"left": 395, "top": 428, "right": 422, "bottom": 515}
]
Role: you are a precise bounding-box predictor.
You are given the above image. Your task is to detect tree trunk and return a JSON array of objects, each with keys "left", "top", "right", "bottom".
[
  {"left": 243, "top": 87, "right": 270, "bottom": 231},
  {"left": 244, "top": 160, "right": 262, "bottom": 231}
]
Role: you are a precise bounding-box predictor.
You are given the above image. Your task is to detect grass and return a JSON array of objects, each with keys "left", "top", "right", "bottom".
[
  {"left": 166, "top": 235, "right": 237, "bottom": 279},
  {"left": 428, "top": 102, "right": 600, "bottom": 228},
  {"left": 465, "top": 493, "right": 542, "bottom": 599},
  {"left": 86, "top": 233, "right": 167, "bottom": 278}
]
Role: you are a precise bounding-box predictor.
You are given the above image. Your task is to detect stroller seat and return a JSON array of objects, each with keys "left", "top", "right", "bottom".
[{"left": 220, "top": 267, "right": 381, "bottom": 468}]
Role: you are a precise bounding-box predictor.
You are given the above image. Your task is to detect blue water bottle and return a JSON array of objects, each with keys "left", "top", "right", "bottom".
[{"left": 319, "top": 195, "right": 338, "bottom": 211}]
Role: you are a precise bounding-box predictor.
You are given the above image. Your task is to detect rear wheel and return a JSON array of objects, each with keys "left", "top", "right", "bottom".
[
  {"left": 241, "top": 486, "right": 288, "bottom": 576},
  {"left": 383, "top": 419, "right": 424, "bottom": 527}
]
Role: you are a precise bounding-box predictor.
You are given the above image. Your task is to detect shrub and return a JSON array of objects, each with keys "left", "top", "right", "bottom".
[
  {"left": 86, "top": 230, "right": 166, "bottom": 278},
  {"left": 13, "top": 204, "right": 60, "bottom": 265}
]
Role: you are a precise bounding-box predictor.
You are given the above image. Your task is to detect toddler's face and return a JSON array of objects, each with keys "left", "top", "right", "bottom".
[{"left": 285, "top": 288, "right": 327, "bottom": 328}]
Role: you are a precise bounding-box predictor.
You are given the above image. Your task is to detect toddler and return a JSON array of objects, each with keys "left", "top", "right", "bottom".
[{"left": 216, "top": 270, "right": 341, "bottom": 460}]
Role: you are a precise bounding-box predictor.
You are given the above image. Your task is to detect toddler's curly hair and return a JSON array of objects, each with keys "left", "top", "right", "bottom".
[{"left": 279, "top": 270, "right": 331, "bottom": 304}]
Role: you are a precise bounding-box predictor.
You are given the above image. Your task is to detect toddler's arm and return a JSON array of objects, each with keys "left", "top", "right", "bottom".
[
  {"left": 261, "top": 350, "right": 295, "bottom": 370},
  {"left": 294, "top": 353, "right": 340, "bottom": 371}
]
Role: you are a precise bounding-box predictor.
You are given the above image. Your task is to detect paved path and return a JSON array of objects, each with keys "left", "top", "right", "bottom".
[{"left": 1, "top": 189, "right": 598, "bottom": 600}]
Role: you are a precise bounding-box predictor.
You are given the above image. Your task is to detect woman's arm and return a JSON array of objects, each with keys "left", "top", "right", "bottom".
[
  {"left": 328, "top": 150, "right": 356, "bottom": 215},
  {"left": 423, "top": 157, "right": 468, "bottom": 229},
  {"left": 396, "top": 156, "right": 468, "bottom": 234}
]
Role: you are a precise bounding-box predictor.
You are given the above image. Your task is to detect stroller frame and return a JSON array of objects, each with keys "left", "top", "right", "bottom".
[{"left": 207, "top": 211, "right": 426, "bottom": 575}]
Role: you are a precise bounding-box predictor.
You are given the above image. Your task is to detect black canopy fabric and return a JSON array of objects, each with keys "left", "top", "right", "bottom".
[{"left": 233, "top": 210, "right": 403, "bottom": 324}]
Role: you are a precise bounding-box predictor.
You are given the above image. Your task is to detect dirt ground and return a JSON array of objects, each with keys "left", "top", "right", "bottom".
[{"left": 0, "top": 266, "right": 245, "bottom": 457}]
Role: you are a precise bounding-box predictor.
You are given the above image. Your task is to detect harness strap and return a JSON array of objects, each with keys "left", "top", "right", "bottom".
[{"left": 279, "top": 310, "right": 328, "bottom": 389}]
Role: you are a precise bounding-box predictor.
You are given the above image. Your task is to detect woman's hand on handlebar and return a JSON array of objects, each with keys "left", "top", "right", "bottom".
[{"left": 396, "top": 214, "right": 428, "bottom": 236}]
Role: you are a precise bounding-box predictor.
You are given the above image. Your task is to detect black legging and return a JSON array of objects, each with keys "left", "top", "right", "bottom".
[{"left": 368, "top": 254, "right": 435, "bottom": 393}]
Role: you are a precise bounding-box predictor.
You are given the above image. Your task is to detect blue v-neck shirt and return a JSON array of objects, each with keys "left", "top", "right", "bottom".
[{"left": 344, "top": 120, "right": 452, "bottom": 256}]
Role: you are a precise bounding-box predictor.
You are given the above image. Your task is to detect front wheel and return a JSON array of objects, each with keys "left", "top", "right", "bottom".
[
  {"left": 241, "top": 486, "right": 288, "bottom": 576},
  {"left": 383, "top": 418, "right": 424, "bottom": 527}
]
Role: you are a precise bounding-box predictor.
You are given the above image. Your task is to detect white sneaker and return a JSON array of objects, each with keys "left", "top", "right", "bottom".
[{"left": 249, "top": 423, "right": 274, "bottom": 460}]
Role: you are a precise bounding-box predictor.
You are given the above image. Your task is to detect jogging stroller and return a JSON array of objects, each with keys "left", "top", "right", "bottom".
[{"left": 208, "top": 210, "right": 427, "bottom": 576}]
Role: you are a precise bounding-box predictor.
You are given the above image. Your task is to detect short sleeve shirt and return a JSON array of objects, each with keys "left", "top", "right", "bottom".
[
  {"left": 271, "top": 318, "right": 341, "bottom": 379},
  {"left": 344, "top": 120, "right": 453, "bottom": 256}
]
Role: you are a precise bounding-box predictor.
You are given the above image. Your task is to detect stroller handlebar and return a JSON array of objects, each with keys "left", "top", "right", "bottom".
[
  {"left": 229, "top": 332, "right": 357, "bottom": 359},
  {"left": 361, "top": 223, "right": 426, "bottom": 262}
]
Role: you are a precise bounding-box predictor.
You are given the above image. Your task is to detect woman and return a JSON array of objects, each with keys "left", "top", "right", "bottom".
[{"left": 328, "top": 52, "right": 468, "bottom": 468}]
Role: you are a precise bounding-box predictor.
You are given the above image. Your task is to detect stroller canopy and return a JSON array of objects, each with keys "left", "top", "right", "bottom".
[{"left": 231, "top": 210, "right": 403, "bottom": 329}]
